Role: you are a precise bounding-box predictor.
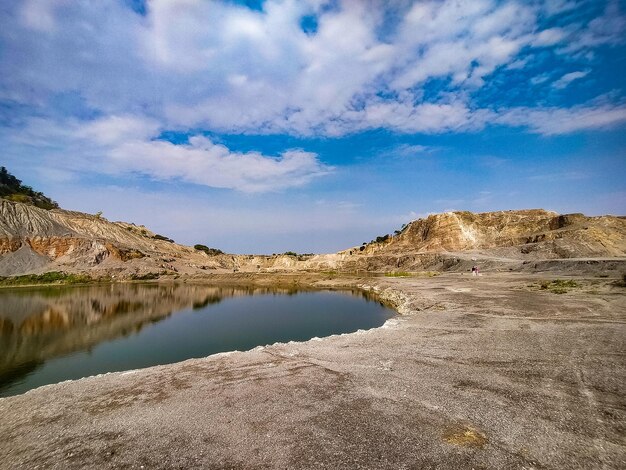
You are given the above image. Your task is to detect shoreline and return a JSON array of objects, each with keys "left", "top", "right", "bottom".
[{"left": 1, "top": 272, "right": 625, "bottom": 468}]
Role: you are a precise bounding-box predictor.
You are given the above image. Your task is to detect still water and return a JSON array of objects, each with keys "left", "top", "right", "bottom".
[{"left": 0, "top": 283, "right": 394, "bottom": 397}]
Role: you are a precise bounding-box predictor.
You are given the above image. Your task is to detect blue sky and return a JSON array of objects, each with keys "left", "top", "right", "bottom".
[{"left": 1, "top": 0, "right": 625, "bottom": 254}]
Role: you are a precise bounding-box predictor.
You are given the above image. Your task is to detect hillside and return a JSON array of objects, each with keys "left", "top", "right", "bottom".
[
  {"left": 0, "top": 199, "right": 233, "bottom": 277},
  {"left": 352, "top": 209, "right": 626, "bottom": 258},
  {"left": 0, "top": 199, "right": 624, "bottom": 278}
]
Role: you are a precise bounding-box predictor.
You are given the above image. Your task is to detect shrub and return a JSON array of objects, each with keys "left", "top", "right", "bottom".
[
  {"left": 194, "top": 244, "right": 223, "bottom": 255},
  {"left": 385, "top": 271, "right": 411, "bottom": 277},
  {"left": 539, "top": 279, "right": 579, "bottom": 294},
  {"left": 5, "top": 193, "right": 30, "bottom": 203},
  {"left": 153, "top": 234, "right": 175, "bottom": 243}
]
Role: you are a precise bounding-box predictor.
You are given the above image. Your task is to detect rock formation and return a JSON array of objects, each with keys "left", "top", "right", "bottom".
[
  {"left": 0, "top": 199, "right": 232, "bottom": 277},
  {"left": 355, "top": 209, "right": 626, "bottom": 258},
  {"left": 0, "top": 199, "right": 624, "bottom": 277}
]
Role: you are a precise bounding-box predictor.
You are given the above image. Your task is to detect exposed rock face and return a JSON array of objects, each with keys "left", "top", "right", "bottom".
[
  {"left": 393, "top": 210, "right": 558, "bottom": 252},
  {"left": 349, "top": 209, "right": 626, "bottom": 259},
  {"left": 0, "top": 199, "right": 624, "bottom": 277},
  {"left": 0, "top": 199, "right": 233, "bottom": 276}
]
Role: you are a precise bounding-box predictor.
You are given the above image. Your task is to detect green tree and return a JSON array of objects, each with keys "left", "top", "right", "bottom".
[{"left": 0, "top": 166, "right": 59, "bottom": 210}]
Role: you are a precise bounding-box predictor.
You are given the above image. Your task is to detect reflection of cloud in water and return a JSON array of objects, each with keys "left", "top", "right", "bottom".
[{"left": 0, "top": 283, "right": 300, "bottom": 391}]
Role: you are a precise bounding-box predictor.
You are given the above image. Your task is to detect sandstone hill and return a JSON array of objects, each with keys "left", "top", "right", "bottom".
[
  {"left": 331, "top": 209, "right": 626, "bottom": 274},
  {"left": 0, "top": 199, "right": 233, "bottom": 277},
  {"left": 350, "top": 209, "right": 626, "bottom": 257},
  {"left": 0, "top": 199, "right": 624, "bottom": 278}
]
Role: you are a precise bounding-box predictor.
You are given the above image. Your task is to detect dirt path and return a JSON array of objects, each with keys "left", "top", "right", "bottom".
[{"left": 1, "top": 273, "right": 625, "bottom": 469}]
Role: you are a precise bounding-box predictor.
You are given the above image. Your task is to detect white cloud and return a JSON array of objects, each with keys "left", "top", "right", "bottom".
[
  {"left": 497, "top": 103, "right": 626, "bottom": 135},
  {"left": 19, "top": 0, "right": 67, "bottom": 32},
  {"left": 109, "top": 136, "right": 330, "bottom": 192},
  {"left": 541, "top": 0, "right": 580, "bottom": 16},
  {"left": 389, "top": 144, "right": 433, "bottom": 157},
  {"left": 528, "top": 171, "right": 589, "bottom": 181},
  {"left": 560, "top": 0, "right": 625, "bottom": 53},
  {"left": 390, "top": 1, "right": 534, "bottom": 89},
  {"left": 530, "top": 73, "right": 551, "bottom": 85},
  {"left": 552, "top": 70, "right": 590, "bottom": 89},
  {"left": 78, "top": 115, "right": 161, "bottom": 145},
  {"left": 3, "top": 115, "right": 332, "bottom": 193},
  {"left": 0, "top": 0, "right": 624, "bottom": 139},
  {"left": 532, "top": 27, "right": 567, "bottom": 47}
]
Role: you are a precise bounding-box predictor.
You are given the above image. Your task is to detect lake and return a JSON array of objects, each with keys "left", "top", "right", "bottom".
[{"left": 0, "top": 282, "right": 395, "bottom": 397}]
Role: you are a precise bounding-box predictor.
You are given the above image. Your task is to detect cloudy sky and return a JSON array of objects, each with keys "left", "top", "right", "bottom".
[{"left": 1, "top": 0, "right": 625, "bottom": 254}]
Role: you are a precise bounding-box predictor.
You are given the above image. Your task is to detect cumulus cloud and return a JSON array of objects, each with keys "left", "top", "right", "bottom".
[
  {"left": 4, "top": 115, "right": 331, "bottom": 192},
  {"left": 0, "top": 0, "right": 625, "bottom": 141},
  {"left": 78, "top": 115, "right": 161, "bottom": 145},
  {"left": 109, "top": 136, "right": 330, "bottom": 192}
]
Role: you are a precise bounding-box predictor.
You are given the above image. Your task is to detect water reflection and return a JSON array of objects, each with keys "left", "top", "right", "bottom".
[{"left": 0, "top": 283, "right": 391, "bottom": 397}]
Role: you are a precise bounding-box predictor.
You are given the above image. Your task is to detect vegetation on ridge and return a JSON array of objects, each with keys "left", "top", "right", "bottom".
[
  {"left": 0, "top": 271, "right": 93, "bottom": 286},
  {"left": 194, "top": 244, "right": 224, "bottom": 255},
  {"left": 0, "top": 166, "right": 59, "bottom": 210}
]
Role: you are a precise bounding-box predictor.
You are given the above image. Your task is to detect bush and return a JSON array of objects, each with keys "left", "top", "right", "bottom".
[
  {"left": 539, "top": 279, "right": 579, "bottom": 294},
  {"left": 385, "top": 271, "right": 411, "bottom": 277},
  {"left": 153, "top": 234, "right": 175, "bottom": 243},
  {"left": 5, "top": 193, "right": 30, "bottom": 203},
  {"left": 194, "top": 244, "right": 223, "bottom": 255}
]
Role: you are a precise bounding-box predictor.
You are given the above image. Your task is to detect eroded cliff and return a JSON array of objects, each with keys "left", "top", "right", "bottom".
[{"left": 0, "top": 200, "right": 624, "bottom": 277}]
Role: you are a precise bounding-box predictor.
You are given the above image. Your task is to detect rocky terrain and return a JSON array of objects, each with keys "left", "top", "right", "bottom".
[
  {"left": 1, "top": 273, "right": 624, "bottom": 469},
  {"left": 0, "top": 199, "right": 625, "bottom": 278},
  {"left": 0, "top": 199, "right": 233, "bottom": 277},
  {"left": 362, "top": 209, "right": 626, "bottom": 257},
  {"left": 1, "top": 181, "right": 625, "bottom": 468}
]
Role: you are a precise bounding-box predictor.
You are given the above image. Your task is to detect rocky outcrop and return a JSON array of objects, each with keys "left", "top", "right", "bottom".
[
  {"left": 0, "top": 199, "right": 234, "bottom": 276},
  {"left": 393, "top": 210, "right": 558, "bottom": 252},
  {"left": 0, "top": 199, "right": 624, "bottom": 277},
  {"left": 348, "top": 209, "right": 626, "bottom": 259}
]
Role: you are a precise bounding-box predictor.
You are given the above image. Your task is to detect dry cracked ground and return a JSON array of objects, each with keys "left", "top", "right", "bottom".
[{"left": 1, "top": 273, "right": 625, "bottom": 469}]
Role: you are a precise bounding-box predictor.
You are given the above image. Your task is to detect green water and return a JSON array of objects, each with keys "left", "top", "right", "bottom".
[{"left": 0, "top": 283, "right": 394, "bottom": 397}]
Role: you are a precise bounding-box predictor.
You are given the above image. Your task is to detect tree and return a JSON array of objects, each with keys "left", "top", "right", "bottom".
[{"left": 0, "top": 166, "right": 59, "bottom": 209}]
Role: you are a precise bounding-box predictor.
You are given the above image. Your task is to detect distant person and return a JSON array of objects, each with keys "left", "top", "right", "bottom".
[{"left": 471, "top": 265, "right": 477, "bottom": 276}]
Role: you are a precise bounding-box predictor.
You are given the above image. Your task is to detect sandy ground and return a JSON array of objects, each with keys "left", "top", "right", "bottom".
[{"left": 0, "top": 273, "right": 625, "bottom": 469}]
